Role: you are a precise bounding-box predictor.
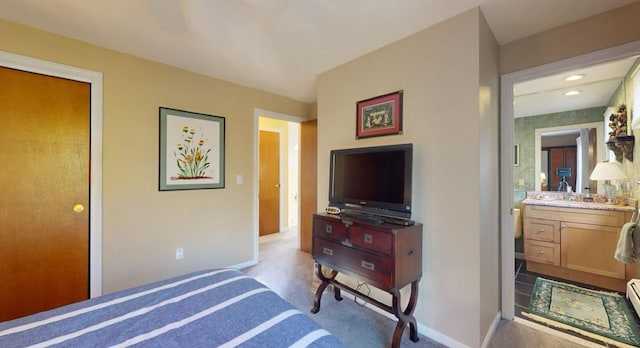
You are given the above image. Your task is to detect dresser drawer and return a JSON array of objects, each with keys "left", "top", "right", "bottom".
[
  {"left": 349, "top": 225, "right": 392, "bottom": 254},
  {"left": 313, "top": 217, "right": 347, "bottom": 242},
  {"left": 524, "top": 218, "right": 560, "bottom": 243},
  {"left": 525, "top": 240, "right": 560, "bottom": 266},
  {"left": 313, "top": 238, "right": 391, "bottom": 287}
]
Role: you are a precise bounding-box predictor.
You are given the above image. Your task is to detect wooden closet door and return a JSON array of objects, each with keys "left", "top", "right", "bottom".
[
  {"left": 0, "top": 67, "right": 90, "bottom": 321},
  {"left": 259, "top": 130, "right": 280, "bottom": 236}
]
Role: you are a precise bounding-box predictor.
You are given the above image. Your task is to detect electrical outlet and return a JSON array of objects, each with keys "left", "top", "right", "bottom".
[{"left": 175, "top": 248, "right": 184, "bottom": 260}]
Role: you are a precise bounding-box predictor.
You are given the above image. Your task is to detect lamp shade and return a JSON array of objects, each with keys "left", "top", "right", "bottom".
[{"left": 589, "top": 161, "right": 627, "bottom": 181}]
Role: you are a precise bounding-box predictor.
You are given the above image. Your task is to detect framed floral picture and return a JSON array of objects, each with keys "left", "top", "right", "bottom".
[
  {"left": 159, "top": 107, "right": 225, "bottom": 191},
  {"left": 356, "top": 90, "right": 403, "bottom": 139}
]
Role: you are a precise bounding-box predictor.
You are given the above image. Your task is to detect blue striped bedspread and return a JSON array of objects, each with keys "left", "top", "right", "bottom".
[{"left": 0, "top": 269, "right": 344, "bottom": 347}]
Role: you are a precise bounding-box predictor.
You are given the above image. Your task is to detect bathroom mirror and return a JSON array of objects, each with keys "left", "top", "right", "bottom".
[{"left": 534, "top": 121, "right": 604, "bottom": 193}]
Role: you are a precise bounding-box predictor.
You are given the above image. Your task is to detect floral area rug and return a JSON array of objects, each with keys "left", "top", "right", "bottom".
[{"left": 524, "top": 277, "right": 640, "bottom": 347}]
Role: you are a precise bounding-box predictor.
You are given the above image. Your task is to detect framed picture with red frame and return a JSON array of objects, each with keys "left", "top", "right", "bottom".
[{"left": 356, "top": 90, "right": 403, "bottom": 139}]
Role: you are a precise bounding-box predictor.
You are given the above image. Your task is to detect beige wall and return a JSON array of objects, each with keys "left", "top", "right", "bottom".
[
  {"left": 0, "top": 19, "right": 311, "bottom": 293},
  {"left": 478, "top": 10, "right": 501, "bottom": 344},
  {"left": 317, "top": 8, "right": 499, "bottom": 347},
  {"left": 500, "top": 2, "right": 640, "bottom": 75}
]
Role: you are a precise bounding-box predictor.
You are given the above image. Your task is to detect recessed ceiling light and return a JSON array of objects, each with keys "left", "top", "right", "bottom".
[
  {"left": 564, "top": 90, "right": 580, "bottom": 96},
  {"left": 564, "top": 74, "right": 585, "bottom": 81}
]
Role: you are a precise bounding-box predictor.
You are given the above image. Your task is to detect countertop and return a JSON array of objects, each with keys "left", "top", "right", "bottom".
[{"left": 522, "top": 197, "right": 637, "bottom": 212}]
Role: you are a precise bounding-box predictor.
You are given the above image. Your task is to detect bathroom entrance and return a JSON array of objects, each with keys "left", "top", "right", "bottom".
[{"left": 501, "top": 41, "right": 640, "bottom": 325}]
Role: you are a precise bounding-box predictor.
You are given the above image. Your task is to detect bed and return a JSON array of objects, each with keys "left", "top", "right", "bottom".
[{"left": 0, "top": 268, "right": 345, "bottom": 347}]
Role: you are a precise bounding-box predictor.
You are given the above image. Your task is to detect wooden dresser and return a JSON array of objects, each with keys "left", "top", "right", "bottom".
[
  {"left": 523, "top": 202, "right": 637, "bottom": 292},
  {"left": 310, "top": 213, "right": 422, "bottom": 348}
]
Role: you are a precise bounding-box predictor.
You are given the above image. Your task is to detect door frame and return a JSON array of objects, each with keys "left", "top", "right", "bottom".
[
  {"left": 0, "top": 51, "right": 104, "bottom": 298},
  {"left": 500, "top": 40, "right": 640, "bottom": 319},
  {"left": 252, "top": 108, "right": 303, "bottom": 262}
]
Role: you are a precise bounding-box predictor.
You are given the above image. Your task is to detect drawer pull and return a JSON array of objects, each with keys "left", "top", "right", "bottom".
[
  {"left": 323, "top": 247, "right": 333, "bottom": 256},
  {"left": 364, "top": 233, "right": 373, "bottom": 244},
  {"left": 407, "top": 248, "right": 414, "bottom": 256},
  {"left": 361, "top": 260, "right": 375, "bottom": 271},
  {"left": 325, "top": 225, "right": 333, "bottom": 234},
  {"left": 539, "top": 250, "right": 545, "bottom": 255},
  {"left": 537, "top": 228, "right": 545, "bottom": 233}
]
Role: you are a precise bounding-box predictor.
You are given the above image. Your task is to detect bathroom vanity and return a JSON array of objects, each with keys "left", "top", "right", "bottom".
[{"left": 522, "top": 197, "right": 637, "bottom": 292}]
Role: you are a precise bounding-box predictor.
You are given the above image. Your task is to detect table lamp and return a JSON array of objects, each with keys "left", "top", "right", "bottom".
[{"left": 589, "top": 160, "right": 627, "bottom": 204}]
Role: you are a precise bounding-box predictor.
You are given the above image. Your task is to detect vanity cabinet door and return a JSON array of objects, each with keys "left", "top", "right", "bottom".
[{"left": 560, "top": 222, "right": 625, "bottom": 279}]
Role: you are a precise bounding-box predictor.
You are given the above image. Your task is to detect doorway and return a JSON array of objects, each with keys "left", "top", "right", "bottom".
[
  {"left": 255, "top": 110, "right": 304, "bottom": 259},
  {"left": 0, "top": 52, "right": 103, "bottom": 303},
  {"left": 501, "top": 41, "right": 640, "bottom": 320}
]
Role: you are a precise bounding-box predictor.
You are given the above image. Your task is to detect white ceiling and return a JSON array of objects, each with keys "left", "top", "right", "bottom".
[
  {"left": 0, "top": 0, "right": 638, "bottom": 108},
  {"left": 514, "top": 57, "right": 638, "bottom": 118}
]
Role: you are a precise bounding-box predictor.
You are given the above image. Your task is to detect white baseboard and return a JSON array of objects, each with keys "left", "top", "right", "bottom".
[
  {"left": 417, "top": 321, "right": 467, "bottom": 348},
  {"left": 338, "top": 291, "right": 467, "bottom": 348},
  {"left": 232, "top": 259, "right": 258, "bottom": 269},
  {"left": 481, "top": 312, "right": 502, "bottom": 348}
]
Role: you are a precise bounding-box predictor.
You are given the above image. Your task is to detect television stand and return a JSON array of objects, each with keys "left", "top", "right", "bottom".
[{"left": 311, "top": 213, "right": 423, "bottom": 348}]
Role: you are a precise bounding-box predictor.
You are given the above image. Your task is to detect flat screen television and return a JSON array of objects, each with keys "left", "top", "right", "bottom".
[{"left": 328, "top": 143, "right": 413, "bottom": 222}]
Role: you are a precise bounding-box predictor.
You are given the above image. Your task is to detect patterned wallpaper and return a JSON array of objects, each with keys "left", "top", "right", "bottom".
[{"left": 607, "top": 58, "right": 640, "bottom": 194}]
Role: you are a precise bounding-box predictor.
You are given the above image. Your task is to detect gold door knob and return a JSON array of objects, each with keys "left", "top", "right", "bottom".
[{"left": 73, "top": 204, "right": 85, "bottom": 213}]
